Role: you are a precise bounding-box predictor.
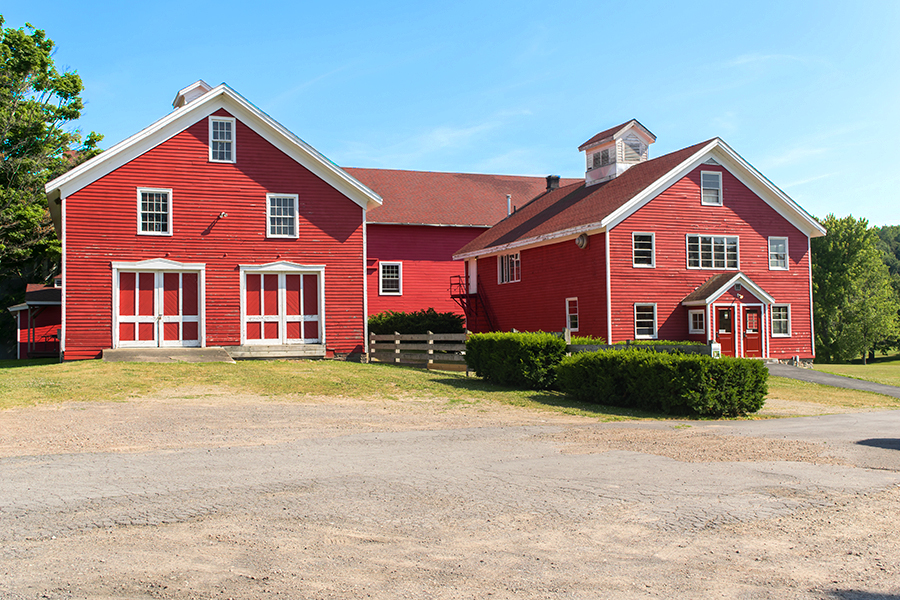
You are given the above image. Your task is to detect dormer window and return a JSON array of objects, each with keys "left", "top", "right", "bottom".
[
  {"left": 700, "top": 171, "right": 722, "bottom": 205},
  {"left": 591, "top": 149, "right": 610, "bottom": 170},
  {"left": 209, "top": 116, "right": 235, "bottom": 163}
]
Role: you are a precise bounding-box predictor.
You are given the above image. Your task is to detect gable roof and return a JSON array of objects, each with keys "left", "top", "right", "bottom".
[
  {"left": 454, "top": 138, "right": 826, "bottom": 259},
  {"left": 682, "top": 272, "right": 775, "bottom": 306},
  {"left": 45, "top": 82, "right": 382, "bottom": 234},
  {"left": 347, "top": 168, "right": 580, "bottom": 227},
  {"left": 578, "top": 119, "right": 656, "bottom": 151}
]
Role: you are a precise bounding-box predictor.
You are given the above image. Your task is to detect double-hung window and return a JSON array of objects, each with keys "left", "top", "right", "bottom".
[
  {"left": 137, "top": 188, "right": 173, "bottom": 236},
  {"left": 632, "top": 232, "right": 655, "bottom": 267},
  {"left": 566, "top": 298, "right": 579, "bottom": 332},
  {"left": 769, "top": 237, "right": 788, "bottom": 270},
  {"left": 209, "top": 116, "right": 235, "bottom": 162},
  {"left": 688, "top": 309, "right": 706, "bottom": 334},
  {"left": 772, "top": 305, "right": 791, "bottom": 336},
  {"left": 700, "top": 171, "right": 722, "bottom": 205},
  {"left": 687, "top": 235, "right": 739, "bottom": 269},
  {"left": 498, "top": 253, "right": 521, "bottom": 284},
  {"left": 379, "top": 262, "right": 402, "bottom": 295},
  {"left": 267, "top": 194, "right": 298, "bottom": 238},
  {"left": 634, "top": 304, "right": 657, "bottom": 339}
]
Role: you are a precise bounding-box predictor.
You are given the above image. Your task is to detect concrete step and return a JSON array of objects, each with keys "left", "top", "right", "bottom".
[
  {"left": 226, "top": 344, "right": 326, "bottom": 360},
  {"left": 102, "top": 347, "right": 236, "bottom": 363}
]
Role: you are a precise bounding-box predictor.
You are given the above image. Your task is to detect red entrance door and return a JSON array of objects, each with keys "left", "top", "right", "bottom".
[
  {"left": 744, "top": 307, "right": 762, "bottom": 357},
  {"left": 716, "top": 307, "right": 735, "bottom": 357}
]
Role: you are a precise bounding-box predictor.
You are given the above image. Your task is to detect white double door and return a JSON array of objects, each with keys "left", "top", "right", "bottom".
[
  {"left": 117, "top": 271, "right": 201, "bottom": 347},
  {"left": 243, "top": 272, "right": 321, "bottom": 345}
]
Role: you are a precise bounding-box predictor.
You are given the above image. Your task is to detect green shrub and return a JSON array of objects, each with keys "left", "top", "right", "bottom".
[
  {"left": 556, "top": 349, "right": 767, "bottom": 417},
  {"left": 466, "top": 332, "right": 567, "bottom": 390},
  {"left": 368, "top": 308, "right": 465, "bottom": 335},
  {"left": 570, "top": 335, "right": 607, "bottom": 345}
]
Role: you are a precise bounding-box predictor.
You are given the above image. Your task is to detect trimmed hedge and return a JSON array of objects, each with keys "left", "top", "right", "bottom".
[
  {"left": 570, "top": 335, "right": 607, "bottom": 345},
  {"left": 466, "top": 332, "right": 566, "bottom": 390},
  {"left": 555, "top": 348, "right": 767, "bottom": 417},
  {"left": 613, "top": 339, "right": 706, "bottom": 346},
  {"left": 368, "top": 308, "right": 465, "bottom": 335}
]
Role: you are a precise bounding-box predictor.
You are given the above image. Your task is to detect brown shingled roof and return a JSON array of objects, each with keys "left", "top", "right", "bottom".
[
  {"left": 578, "top": 119, "right": 656, "bottom": 151},
  {"left": 346, "top": 168, "right": 580, "bottom": 227},
  {"left": 455, "top": 140, "right": 713, "bottom": 256}
]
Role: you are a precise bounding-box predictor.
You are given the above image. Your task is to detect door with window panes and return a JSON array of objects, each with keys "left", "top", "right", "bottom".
[
  {"left": 117, "top": 271, "right": 200, "bottom": 347},
  {"left": 243, "top": 272, "right": 321, "bottom": 344}
]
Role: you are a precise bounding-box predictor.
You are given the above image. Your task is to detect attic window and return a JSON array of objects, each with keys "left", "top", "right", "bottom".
[
  {"left": 701, "top": 171, "right": 722, "bottom": 205},
  {"left": 623, "top": 134, "right": 644, "bottom": 162},
  {"left": 209, "top": 116, "right": 235, "bottom": 163}
]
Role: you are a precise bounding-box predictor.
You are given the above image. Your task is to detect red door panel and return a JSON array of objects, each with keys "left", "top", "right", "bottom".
[
  {"left": 744, "top": 308, "right": 761, "bottom": 357},
  {"left": 716, "top": 307, "right": 735, "bottom": 357}
]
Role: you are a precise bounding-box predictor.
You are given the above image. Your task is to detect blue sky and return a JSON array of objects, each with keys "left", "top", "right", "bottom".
[{"left": 5, "top": 1, "right": 899, "bottom": 223}]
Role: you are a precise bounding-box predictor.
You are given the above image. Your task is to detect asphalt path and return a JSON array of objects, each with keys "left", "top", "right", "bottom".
[{"left": 767, "top": 363, "right": 900, "bottom": 399}]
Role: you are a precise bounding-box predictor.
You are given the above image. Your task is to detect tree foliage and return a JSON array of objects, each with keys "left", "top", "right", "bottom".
[
  {"left": 0, "top": 16, "right": 101, "bottom": 356},
  {"left": 812, "top": 215, "right": 900, "bottom": 363}
]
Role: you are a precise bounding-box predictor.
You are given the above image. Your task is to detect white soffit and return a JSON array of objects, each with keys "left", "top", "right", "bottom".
[{"left": 45, "top": 84, "right": 382, "bottom": 211}]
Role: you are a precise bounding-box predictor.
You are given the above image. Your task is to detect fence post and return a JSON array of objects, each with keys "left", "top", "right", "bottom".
[
  {"left": 563, "top": 327, "right": 571, "bottom": 344},
  {"left": 394, "top": 331, "right": 401, "bottom": 363},
  {"left": 427, "top": 330, "right": 434, "bottom": 366}
]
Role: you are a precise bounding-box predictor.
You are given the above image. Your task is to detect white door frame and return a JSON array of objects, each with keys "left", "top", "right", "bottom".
[
  {"left": 239, "top": 261, "right": 326, "bottom": 346},
  {"left": 111, "top": 258, "right": 206, "bottom": 349}
]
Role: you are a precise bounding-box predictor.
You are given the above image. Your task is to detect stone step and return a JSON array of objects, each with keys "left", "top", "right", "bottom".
[{"left": 226, "top": 344, "right": 326, "bottom": 360}]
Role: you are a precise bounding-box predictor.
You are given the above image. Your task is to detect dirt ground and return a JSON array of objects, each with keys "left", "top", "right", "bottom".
[{"left": 1, "top": 390, "right": 898, "bottom": 599}]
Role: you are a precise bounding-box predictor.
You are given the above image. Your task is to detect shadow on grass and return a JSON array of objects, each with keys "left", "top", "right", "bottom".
[
  {"left": 429, "top": 376, "right": 662, "bottom": 419},
  {"left": 0, "top": 358, "right": 58, "bottom": 369}
]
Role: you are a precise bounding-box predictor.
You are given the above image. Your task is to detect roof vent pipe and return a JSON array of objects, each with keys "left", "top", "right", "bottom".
[
  {"left": 507, "top": 194, "right": 512, "bottom": 216},
  {"left": 546, "top": 175, "right": 560, "bottom": 191}
]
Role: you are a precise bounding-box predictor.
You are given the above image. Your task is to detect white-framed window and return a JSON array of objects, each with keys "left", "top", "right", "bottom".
[
  {"left": 209, "top": 116, "right": 235, "bottom": 163},
  {"left": 700, "top": 171, "right": 722, "bottom": 206},
  {"left": 688, "top": 309, "right": 706, "bottom": 334},
  {"left": 379, "top": 262, "right": 402, "bottom": 295},
  {"left": 772, "top": 304, "right": 791, "bottom": 337},
  {"left": 769, "top": 237, "right": 789, "bottom": 270},
  {"left": 632, "top": 232, "right": 655, "bottom": 267},
  {"left": 566, "top": 297, "right": 579, "bottom": 332},
  {"left": 498, "top": 253, "right": 521, "bottom": 284},
  {"left": 634, "top": 303, "right": 657, "bottom": 339},
  {"left": 687, "top": 235, "right": 739, "bottom": 269},
  {"left": 137, "top": 188, "right": 173, "bottom": 236},
  {"left": 267, "top": 194, "right": 299, "bottom": 238}
]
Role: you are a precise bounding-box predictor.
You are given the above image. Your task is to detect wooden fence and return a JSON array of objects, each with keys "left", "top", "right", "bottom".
[{"left": 368, "top": 332, "right": 467, "bottom": 366}]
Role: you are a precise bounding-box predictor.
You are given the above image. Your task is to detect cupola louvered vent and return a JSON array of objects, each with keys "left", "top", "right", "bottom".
[
  {"left": 622, "top": 134, "right": 645, "bottom": 163},
  {"left": 579, "top": 120, "right": 656, "bottom": 186}
]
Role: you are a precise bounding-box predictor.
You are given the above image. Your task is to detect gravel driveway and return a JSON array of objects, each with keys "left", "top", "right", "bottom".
[{"left": 1, "top": 390, "right": 898, "bottom": 599}]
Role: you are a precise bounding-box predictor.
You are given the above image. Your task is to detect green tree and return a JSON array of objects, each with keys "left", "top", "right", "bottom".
[
  {"left": 812, "top": 215, "right": 900, "bottom": 363},
  {"left": 0, "top": 16, "right": 101, "bottom": 356}
]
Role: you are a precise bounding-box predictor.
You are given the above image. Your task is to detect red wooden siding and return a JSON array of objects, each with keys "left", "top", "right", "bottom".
[
  {"left": 608, "top": 165, "right": 813, "bottom": 358},
  {"left": 64, "top": 109, "right": 365, "bottom": 359},
  {"left": 366, "top": 224, "right": 486, "bottom": 317},
  {"left": 474, "top": 232, "right": 607, "bottom": 338}
]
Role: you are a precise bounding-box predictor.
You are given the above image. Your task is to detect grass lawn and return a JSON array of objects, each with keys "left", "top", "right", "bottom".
[
  {"left": 2, "top": 358, "right": 896, "bottom": 417},
  {"left": 813, "top": 353, "right": 900, "bottom": 387}
]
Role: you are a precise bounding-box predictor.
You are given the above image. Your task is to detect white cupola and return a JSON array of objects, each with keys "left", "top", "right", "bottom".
[
  {"left": 579, "top": 120, "right": 656, "bottom": 186},
  {"left": 172, "top": 80, "right": 213, "bottom": 109}
]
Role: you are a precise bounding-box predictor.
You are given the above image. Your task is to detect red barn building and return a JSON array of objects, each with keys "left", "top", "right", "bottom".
[
  {"left": 43, "top": 81, "right": 382, "bottom": 360},
  {"left": 347, "top": 169, "right": 578, "bottom": 318},
  {"left": 454, "top": 121, "right": 826, "bottom": 359}
]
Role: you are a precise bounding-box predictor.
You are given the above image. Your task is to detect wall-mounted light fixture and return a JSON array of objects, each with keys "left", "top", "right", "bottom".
[{"left": 219, "top": 212, "right": 228, "bottom": 218}]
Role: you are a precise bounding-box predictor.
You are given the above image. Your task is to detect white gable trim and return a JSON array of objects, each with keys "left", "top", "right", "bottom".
[
  {"left": 46, "top": 83, "right": 382, "bottom": 212},
  {"left": 682, "top": 272, "right": 776, "bottom": 306},
  {"left": 602, "top": 139, "right": 825, "bottom": 237},
  {"left": 239, "top": 261, "right": 326, "bottom": 273}
]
